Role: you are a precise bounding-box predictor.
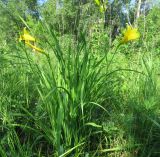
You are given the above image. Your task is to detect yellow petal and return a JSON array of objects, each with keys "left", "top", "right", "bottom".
[
  {"left": 25, "top": 42, "right": 44, "bottom": 53},
  {"left": 23, "top": 34, "right": 36, "bottom": 42},
  {"left": 23, "top": 27, "right": 29, "bottom": 35},
  {"left": 19, "top": 27, "right": 36, "bottom": 42},
  {"left": 121, "top": 24, "right": 140, "bottom": 44}
]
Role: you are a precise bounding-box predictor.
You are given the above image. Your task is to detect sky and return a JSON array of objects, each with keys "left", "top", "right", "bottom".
[{"left": 38, "top": 0, "right": 47, "bottom": 5}]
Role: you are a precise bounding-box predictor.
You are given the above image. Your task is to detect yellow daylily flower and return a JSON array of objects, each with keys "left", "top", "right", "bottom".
[
  {"left": 19, "top": 27, "right": 35, "bottom": 42},
  {"left": 25, "top": 42, "right": 45, "bottom": 54},
  {"left": 121, "top": 24, "right": 140, "bottom": 44},
  {"left": 94, "top": 0, "right": 100, "bottom": 6},
  {"left": 19, "top": 27, "right": 45, "bottom": 54}
]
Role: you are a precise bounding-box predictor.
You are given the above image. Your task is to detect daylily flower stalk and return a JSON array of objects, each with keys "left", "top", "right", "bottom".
[{"left": 108, "top": 24, "right": 140, "bottom": 70}]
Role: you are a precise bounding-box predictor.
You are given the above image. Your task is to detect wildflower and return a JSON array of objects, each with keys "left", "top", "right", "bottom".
[
  {"left": 121, "top": 24, "right": 140, "bottom": 44},
  {"left": 19, "top": 27, "right": 35, "bottom": 42},
  {"left": 25, "top": 42, "right": 44, "bottom": 53},
  {"left": 19, "top": 27, "right": 45, "bottom": 54}
]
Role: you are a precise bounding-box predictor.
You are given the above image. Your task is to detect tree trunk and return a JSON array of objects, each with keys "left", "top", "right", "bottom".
[{"left": 135, "top": 0, "right": 142, "bottom": 23}]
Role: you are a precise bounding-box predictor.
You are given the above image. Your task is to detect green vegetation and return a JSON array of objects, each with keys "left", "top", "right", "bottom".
[{"left": 0, "top": 0, "right": 160, "bottom": 156}]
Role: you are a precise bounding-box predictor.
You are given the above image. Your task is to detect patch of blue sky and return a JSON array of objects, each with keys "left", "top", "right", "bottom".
[{"left": 38, "top": 0, "right": 47, "bottom": 5}]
